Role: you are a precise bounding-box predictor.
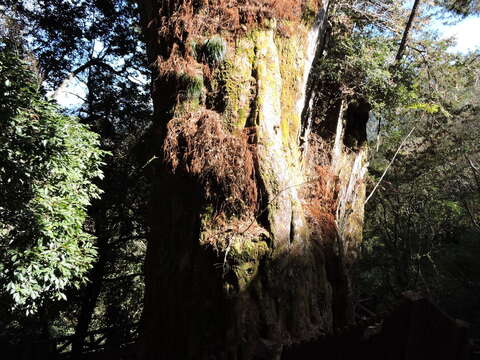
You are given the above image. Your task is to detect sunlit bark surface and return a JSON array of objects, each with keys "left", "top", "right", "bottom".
[{"left": 137, "top": 1, "right": 369, "bottom": 358}]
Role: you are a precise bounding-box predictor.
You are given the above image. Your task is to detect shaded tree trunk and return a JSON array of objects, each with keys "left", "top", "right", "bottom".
[
  {"left": 72, "top": 238, "right": 107, "bottom": 356},
  {"left": 137, "top": 1, "right": 369, "bottom": 358}
]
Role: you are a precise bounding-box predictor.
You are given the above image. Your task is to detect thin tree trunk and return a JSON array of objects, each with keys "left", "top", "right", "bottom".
[
  {"left": 395, "top": 0, "right": 421, "bottom": 63},
  {"left": 72, "top": 234, "right": 107, "bottom": 356}
]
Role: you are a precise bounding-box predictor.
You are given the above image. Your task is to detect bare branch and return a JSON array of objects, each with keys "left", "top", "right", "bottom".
[
  {"left": 365, "top": 126, "right": 416, "bottom": 204},
  {"left": 395, "top": 0, "right": 421, "bottom": 63}
]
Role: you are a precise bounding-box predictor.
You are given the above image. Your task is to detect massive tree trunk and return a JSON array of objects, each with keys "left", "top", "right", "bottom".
[{"left": 137, "top": 1, "right": 369, "bottom": 358}]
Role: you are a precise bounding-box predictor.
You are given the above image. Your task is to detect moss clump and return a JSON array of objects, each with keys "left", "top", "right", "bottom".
[
  {"left": 198, "top": 36, "right": 227, "bottom": 66},
  {"left": 302, "top": 7, "right": 317, "bottom": 25},
  {"left": 172, "top": 73, "right": 204, "bottom": 116},
  {"left": 200, "top": 204, "right": 215, "bottom": 225},
  {"left": 230, "top": 236, "right": 270, "bottom": 263},
  {"left": 178, "top": 73, "right": 204, "bottom": 101},
  {"left": 229, "top": 235, "right": 270, "bottom": 292},
  {"left": 302, "top": 0, "right": 321, "bottom": 25}
]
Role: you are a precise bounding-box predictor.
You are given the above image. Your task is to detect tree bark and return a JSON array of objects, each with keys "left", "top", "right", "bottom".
[
  {"left": 137, "top": 1, "right": 369, "bottom": 358},
  {"left": 72, "top": 236, "right": 107, "bottom": 356}
]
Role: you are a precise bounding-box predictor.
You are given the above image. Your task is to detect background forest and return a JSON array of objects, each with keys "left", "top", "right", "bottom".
[{"left": 0, "top": 0, "right": 479, "bottom": 358}]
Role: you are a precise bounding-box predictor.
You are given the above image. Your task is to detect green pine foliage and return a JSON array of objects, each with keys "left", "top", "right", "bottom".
[{"left": 0, "top": 50, "right": 106, "bottom": 314}]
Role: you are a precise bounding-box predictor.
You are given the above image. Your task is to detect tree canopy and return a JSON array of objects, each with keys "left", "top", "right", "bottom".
[{"left": 0, "top": 48, "right": 106, "bottom": 313}]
